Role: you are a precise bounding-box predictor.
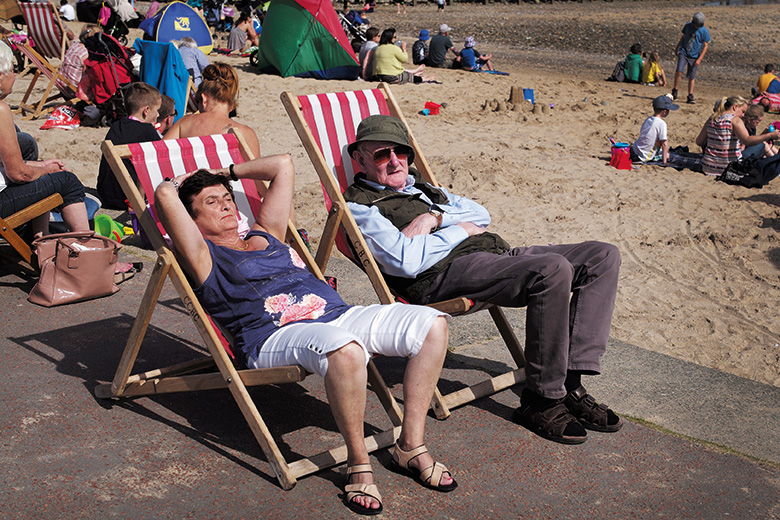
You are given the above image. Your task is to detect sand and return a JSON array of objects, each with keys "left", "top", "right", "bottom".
[{"left": 4, "top": 0, "right": 779, "bottom": 388}]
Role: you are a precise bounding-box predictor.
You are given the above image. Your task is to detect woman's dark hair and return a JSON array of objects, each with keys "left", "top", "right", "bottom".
[
  {"left": 178, "top": 170, "right": 233, "bottom": 217},
  {"left": 630, "top": 43, "right": 642, "bottom": 55},
  {"left": 379, "top": 28, "right": 396, "bottom": 45}
]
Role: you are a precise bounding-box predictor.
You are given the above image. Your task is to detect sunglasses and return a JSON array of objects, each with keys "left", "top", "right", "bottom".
[{"left": 369, "top": 145, "right": 412, "bottom": 166}]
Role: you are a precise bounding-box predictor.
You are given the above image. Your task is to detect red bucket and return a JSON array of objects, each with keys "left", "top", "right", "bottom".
[
  {"left": 609, "top": 144, "right": 632, "bottom": 170},
  {"left": 424, "top": 101, "right": 442, "bottom": 115}
]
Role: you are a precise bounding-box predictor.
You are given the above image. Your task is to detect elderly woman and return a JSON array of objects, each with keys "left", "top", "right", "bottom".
[
  {"left": 0, "top": 41, "right": 89, "bottom": 238},
  {"left": 163, "top": 63, "right": 260, "bottom": 158},
  {"left": 155, "top": 156, "right": 456, "bottom": 515},
  {"left": 696, "top": 95, "right": 780, "bottom": 176},
  {"left": 175, "top": 37, "right": 210, "bottom": 88}
]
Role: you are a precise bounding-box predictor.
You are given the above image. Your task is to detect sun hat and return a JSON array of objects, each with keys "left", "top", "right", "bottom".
[
  {"left": 464, "top": 36, "right": 475, "bottom": 48},
  {"left": 419, "top": 29, "right": 430, "bottom": 41},
  {"left": 692, "top": 12, "right": 705, "bottom": 27},
  {"left": 347, "top": 115, "right": 414, "bottom": 162},
  {"left": 653, "top": 95, "right": 679, "bottom": 111},
  {"left": 439, "top": 24, "right": 452, "bottom": 33}
]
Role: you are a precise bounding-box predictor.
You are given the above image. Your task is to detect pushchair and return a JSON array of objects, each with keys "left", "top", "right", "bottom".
[
  {"left": 204, "top": 0, "right": 233, "bottom": 34},
  {"left": 339, "top": 10, "right": 367, "bottom": 45},
  {"left": 79, "top": 31, "right": 134, "bottom": 126},
  {"left": 98, "top": 4, "right": 130, "bottom": 46}
]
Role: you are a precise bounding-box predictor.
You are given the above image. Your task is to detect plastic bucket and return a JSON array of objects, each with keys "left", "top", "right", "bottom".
[
  {"left": 523, "top": 88, "right": 535, "bottom": 104},
  {"left": 94, "top": 214, "right": 125, "bottom": 242}
]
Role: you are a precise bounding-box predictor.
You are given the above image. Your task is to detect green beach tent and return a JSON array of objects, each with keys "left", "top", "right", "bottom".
[{"left": 254, "top": 0, "right": 360, "bottom": 80}]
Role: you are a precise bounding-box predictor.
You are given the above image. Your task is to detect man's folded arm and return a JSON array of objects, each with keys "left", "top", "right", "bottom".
[
  {"left": 348, "top": 202, "right": 470, "bottom": 278},
  {"left": 435, "top": 187, "right": 492, "bottom": 228}
]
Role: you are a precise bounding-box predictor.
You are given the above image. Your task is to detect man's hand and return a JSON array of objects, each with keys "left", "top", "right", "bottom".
[
  {"left": 456, "top": 222, "right": 487, "bottom": 236},
  {"left": 39, "top": 159, "right": 66, "bottom": 173},
  {"left": 401, "top": 212, "right": 438, "bottom": 237}
]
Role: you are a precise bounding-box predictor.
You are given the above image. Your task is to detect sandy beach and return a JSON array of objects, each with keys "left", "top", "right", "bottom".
[{"left": 4, "top": 0, "right": 779, "bottom": 388}]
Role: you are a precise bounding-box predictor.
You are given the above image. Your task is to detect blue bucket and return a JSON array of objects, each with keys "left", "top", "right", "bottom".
[{"left": 523, "top": 88, "right": 535, "bottom": 104}]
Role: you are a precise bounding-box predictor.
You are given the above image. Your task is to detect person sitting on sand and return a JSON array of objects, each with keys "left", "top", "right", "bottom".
[
  {"left": 756, "top": 64, "right": 780, "bottom": 95},
  {"left": 696, "top": 95, "right": 780, "bottom": 176},
  {"left": 641, "top": 51, "right": 666, "bottom": 86},
  {"left": 428, "top": 24, "right": 458, "bottom": 68},
  {"left": 458, "top": 36, "right": 493, "bottom": 72},
  {"left": 631, "top": 95, "right": 678, "bottom": 164},
  {"left": 227, "top": 11, "right": 259, "bottom": 54},
  {"left": 154, "top": 156, "right": 456, "bottom": 516},
  {"left": 342, "top": 115, "right": 624, "bottom": 446},
  {"left": 741, "top": 104, "right": 778, "bottom": 159},
  {"left": 371, "top": 28, "right": 435, "bottom": 85},
  {"left": 359, "top": 27, "right": 380, "bottom": 80},
  {"left": 412, "top": 29, "right": 430, "bottom": 66},
  {"left": 624, "top": 43, "right": 644, "bottom": 84}
]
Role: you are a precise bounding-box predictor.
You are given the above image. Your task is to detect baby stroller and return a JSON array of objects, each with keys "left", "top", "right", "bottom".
[
  {"left": 79, "top": 31, "right": 134, "bottom": 126},
  {"left": 339, "top": 10, "right": 367, "bottom": 45}
]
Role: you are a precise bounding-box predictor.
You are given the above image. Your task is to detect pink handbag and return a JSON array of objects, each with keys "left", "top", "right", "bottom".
[{"left": 28, "top": 231, "right": 121, "bottom": 307}]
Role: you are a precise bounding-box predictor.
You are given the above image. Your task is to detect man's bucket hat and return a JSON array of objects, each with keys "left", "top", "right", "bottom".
[{"left": 348, "top": 115, "right": 415, "bottom": 162}]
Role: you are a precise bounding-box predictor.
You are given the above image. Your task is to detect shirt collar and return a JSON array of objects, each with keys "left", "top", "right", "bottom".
[{"left": 359, "top": 174, "right": 415, "bottom": 192}]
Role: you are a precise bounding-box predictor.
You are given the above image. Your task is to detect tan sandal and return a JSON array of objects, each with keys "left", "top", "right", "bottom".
[
  {"left": 344, "top": 464, "right": 383, "bottom": 516},
  {"left": 391, "top": 443, "right": 458, "bottom": 492}
]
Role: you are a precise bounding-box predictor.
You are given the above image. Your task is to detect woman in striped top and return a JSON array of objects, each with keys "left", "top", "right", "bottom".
[{"left": 696, "top": 95, "right": 780, "bottom": 176}]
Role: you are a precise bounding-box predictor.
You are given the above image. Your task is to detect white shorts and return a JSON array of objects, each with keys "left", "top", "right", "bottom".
[{"left": 248, "top": 303, "right": 449, "bottom": 377}]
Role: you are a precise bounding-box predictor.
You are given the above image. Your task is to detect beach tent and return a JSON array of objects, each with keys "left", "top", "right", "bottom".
[
  {"left": 254, "top": 0, "right": 360, "bottom": 80},
  {"left": 138, "top": 1, "right": 212, "bottom": 55}
]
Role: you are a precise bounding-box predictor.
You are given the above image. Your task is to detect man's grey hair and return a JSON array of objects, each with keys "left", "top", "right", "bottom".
[
  {"left": 180, "top": 37, "right": 198, "bottom": 49},
  {"left": 0, "top": 41, "right": 14, "bottom": 76}
]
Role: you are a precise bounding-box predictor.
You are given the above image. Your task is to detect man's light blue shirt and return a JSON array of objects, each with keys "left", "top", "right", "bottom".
[{"left": 346, "top": 174, "right": 491, "bottom": 278}]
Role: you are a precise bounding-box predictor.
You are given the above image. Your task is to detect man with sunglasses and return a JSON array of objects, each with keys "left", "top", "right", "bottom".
[{"left": 344, "top": 115, "right": 624, "bottom": 446}]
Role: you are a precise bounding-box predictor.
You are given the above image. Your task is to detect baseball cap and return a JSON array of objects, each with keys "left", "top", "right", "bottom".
[
  {"left": 653, "top": 95, "right": 679, "bottom": 111},
  {"left": 692, "top": 12, "right": 705, "bottom": 27},
  {"left": 347, "top": 115, "right": 415, "bottom": 162},
  {"left": 419, "top": 29, "right": 430, "bottom": 41},
  {"left": 439, "top": 24, "right": 452, "bottom": 33}
]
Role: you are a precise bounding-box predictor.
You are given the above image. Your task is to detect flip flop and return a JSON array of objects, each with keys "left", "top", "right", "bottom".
[{"left": 114, "top": 262, "right": 143, "bottom": 285}]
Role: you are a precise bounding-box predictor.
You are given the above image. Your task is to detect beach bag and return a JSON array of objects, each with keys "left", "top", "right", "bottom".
[
  {"left": 607, "top": 60, "right": 625, "bottom": 82},
  {"left": 28, "top": 231, "right": 121, "bottom": 307},
  {"left": 716, "top": 154, "right": 780, "bottom": 188},
  {"left": 609, "top": 143, "right": 632, "bottom": 170}
]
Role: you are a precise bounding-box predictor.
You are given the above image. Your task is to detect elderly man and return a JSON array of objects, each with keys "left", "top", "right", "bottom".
[
  {"left": 155, "top": 154, "right": 456, "bottom": 516},
  {"left": 343, "top": 115, "right": 623, "bottom": 446}
]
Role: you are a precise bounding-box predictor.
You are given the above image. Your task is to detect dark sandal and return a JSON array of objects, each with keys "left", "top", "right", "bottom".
[
  {"left": 344, "top": 464, "right": 383, "bottom": 516},
  {"left": 564, "top": 385, "right": 624, "bottom": 433},
  {"left": 513, "top": 402, "right": 587, "bottom": 445},
  {"left": 391, "top": 443, "right": 458, "bottom": 492}
]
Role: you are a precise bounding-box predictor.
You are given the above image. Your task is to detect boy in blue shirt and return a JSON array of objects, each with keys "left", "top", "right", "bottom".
[
  {"left": 459, "top": 36, "right": 493, "bottom": 72},
  {"left": 672, "top": 12, "right": 711, "bottom": 105}
]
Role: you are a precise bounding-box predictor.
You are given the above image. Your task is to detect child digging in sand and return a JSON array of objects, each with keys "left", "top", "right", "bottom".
[
  {"left": 631, "top": 94, "right": 679, "bottom": 164},
  {"left": 642, "top": 52, "right": 667, "bottom": 86}
]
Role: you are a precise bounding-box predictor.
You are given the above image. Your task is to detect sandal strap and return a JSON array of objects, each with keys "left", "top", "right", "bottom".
[
  {"left": 346, "top": 463, "right": 374, "bottom": 476},
  {"left": 345, "top": 482, "right": 383, "bottom": 504},
  {"left": 393, "top": 443, "right": 429, "bottom": 469},
  {"left": 419, "top": 461, "right": 450, "bottom": 488}
]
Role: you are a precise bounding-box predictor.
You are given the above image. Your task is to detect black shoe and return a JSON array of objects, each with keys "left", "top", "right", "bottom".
[
  {"left": 671, "top": 88, "right": 678, "bottom": 100},
  {"left": 514, "top": 389, "right": 587, "bottom": 445},
  {"left": 563, "top": 385, "right": 623, "bottom": 432},
  {"left": 687, "top": 94, "right": 696, "bottom": 104}
]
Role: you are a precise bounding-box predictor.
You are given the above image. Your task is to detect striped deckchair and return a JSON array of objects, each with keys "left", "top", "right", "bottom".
[
  {"left": 96, "top": 132, "right": 404, "bottom": 490},
  {"left": 14, "top": 0, "right": 79, "bottom": 119},
  {"left": 282, "top": 83, "right": 527, "bottom": 421}
]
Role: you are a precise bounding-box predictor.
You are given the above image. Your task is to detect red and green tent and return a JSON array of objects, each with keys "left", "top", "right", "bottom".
[{"left": 254, "top": 0, "right": 360, "bottom": 80}]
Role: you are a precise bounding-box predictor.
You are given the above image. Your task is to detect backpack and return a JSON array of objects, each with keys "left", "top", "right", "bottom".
[
  {"left": 717, "top": 154, "right": 780, "bottom": 188},
  {"left": 607, "top": 60, "right": 625, "bottom": 82}
]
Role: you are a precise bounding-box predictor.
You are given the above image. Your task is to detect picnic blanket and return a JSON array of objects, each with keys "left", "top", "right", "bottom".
[{"left": 643, "top": 146, "right": 703, "bottom": 172}]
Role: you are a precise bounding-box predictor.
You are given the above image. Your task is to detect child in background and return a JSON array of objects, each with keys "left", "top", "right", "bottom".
[
  {"left": 155, "top": 95, "right": 176, "bottom": 136},
  {"left": 631, "top": 94, "right": 679, "bottom": 164},
  {"left": 742, "top": 104, "right": 778, "bottom": 158},
  {"left": 412, "top": 29, "right": 430, "bottom": 65},
  {"left": 642, "top": 51, "right": 667, "bottom": 86},
  {"left": 59, "top": 0, "right": 75, "bottom": 21},
  {"left": 459, "top": 36, "right": 494, "bottom": 72},
  {"left": 756, "top": 64, "right": 780, "bottom": 94},
  {"left": 96, "top": 83, "right": 162, "bottom": 209},
  {"left": 624, "top": 43, "right": 644, "bottom": 83}
]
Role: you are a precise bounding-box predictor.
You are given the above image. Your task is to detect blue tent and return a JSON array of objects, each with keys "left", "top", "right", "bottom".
[{"left": 139, "top": 1, "right": 213, "bottom": 55}]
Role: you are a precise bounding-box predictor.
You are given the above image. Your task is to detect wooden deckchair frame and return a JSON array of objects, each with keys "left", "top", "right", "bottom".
[
  {"left": 95, "top": 131, "right": 404, "bottom": 490},
  {"left": 0, "top": 193, "right": 62, "bottom": 265},
  {"left": 282, "top": 83, "right": 527, "bottom": 420},
  {"left": 14, "top": 0, "right": 77, "bottom": 120}
]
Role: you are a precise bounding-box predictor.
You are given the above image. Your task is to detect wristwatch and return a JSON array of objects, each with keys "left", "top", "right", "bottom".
[{"left": 428, "top": 208, "right": 443, "bottom": 229}]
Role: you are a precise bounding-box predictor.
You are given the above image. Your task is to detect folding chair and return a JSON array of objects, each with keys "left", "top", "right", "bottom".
[
  {"left": 96, "top": 132, "right": 404, "bottom": 490},
  {"left": 282, "top": 84, "right": 527, "bottom": 420},
  {"left": 0, "top": 193, "right": 63, "bottom": 265},
  {"left": 14, "top": 0, "right": 80, "bottom": 120}
]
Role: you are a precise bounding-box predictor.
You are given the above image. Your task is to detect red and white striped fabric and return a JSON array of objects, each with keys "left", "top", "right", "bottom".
[
  {"left": 751, "top": 93, "right": 780, "bottom": 113},
  {"left": 128, "top": 134, "right": 262, "bottom": 235},
  {"left": 297, "top": 89, "right": 390, "bottom": 210},
  {"left": 18, "top": 1, "right": 66, "bottom": 60}
]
